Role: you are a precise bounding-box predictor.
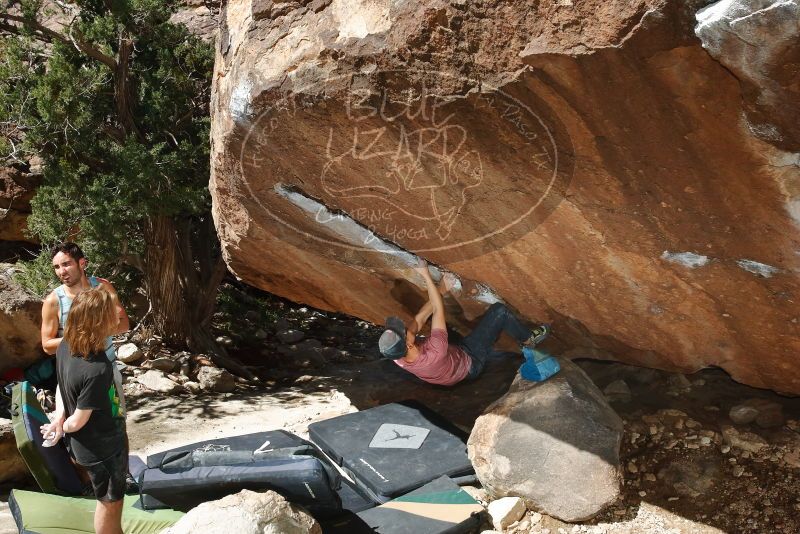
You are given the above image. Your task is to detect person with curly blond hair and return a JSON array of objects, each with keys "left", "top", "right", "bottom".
[{"left": 40, "top": 286, "right": 128, "bottom": 534}]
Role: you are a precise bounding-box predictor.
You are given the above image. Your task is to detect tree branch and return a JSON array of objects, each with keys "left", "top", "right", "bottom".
[
  {"left": 114, "top": 34, "right": 143, "bottom": 140},
  {"left": 0, "top": 13, "right": 117, "bottom": 69}
]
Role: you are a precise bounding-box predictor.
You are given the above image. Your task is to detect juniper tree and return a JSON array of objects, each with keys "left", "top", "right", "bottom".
[{"left": 0, "top": 0, "right": 252, "bottom": 378}]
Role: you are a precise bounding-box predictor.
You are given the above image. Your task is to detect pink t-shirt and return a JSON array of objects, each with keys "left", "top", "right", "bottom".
[{"left": 394, "top": 329, "right": 472, "bottom": 386}]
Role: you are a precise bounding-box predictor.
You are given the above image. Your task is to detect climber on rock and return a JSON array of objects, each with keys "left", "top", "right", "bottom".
[{"left": 378, "top": 259, "right": 550, "bottom": 386}]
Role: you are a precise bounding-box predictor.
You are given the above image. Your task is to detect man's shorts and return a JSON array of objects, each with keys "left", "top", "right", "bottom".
[{"left": 83, "top": 447, "right": 129, "bottom": 502}]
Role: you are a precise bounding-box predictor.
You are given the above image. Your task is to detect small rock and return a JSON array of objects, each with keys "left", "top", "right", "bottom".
[
  {"left": 197, "top": 366, "right": 236, "bottom": 393},
  {"left": 603, "top": 380, "right": 632, "bottom": 402},
  {"left": 685, "top": 419, "right": 701, "bottom": 429},
  {"left": 488, "top": 497, "right": 526, "bottom": 531},
  {"left": 721, "top": 426, "right": 768, "bottom": 453},
  {"left": 116, "top": 343, "right": 143, "bottom": 363},
  {"left": 644, "top": 473, "right": 657, "bottom": 482},
  {"left": 277, "top": 329, "right": 305, "bottom": 344},
  {"left": 145, "top": 357, "right": 178, "bottom": 373},
  {"left": 732, "top": 465, "right": 745, "bottom": 477},
  {"left": 184, "top": 381, "right": 202, "bottom": 394},
  {"left": 754, "top": 404, "right": 784, "bottom": 429},
  {"left": 729, "top": 404, "right": 760, "bottom": 425},
  {"left": 244, "top": 310, "right": 260, "bottom": 322},
  {"left": 192, "top": 355, "right": 214, "bottom": 367},
  {"left": 658, "top": 409, "right": 688, "bottom": 418},
  {"left": 253, "top": 329, "right": 268, "bottom": 340},
  {"left": 136, "top": 370, "right": 181, "bottom": 394},
  {"left": 530, "top": 512, "right": 542, "bottom": 524}
]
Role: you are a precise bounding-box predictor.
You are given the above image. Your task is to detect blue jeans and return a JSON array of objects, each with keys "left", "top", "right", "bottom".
[{"left": 461, "top": 303, "right": 532, "bottom": 379}]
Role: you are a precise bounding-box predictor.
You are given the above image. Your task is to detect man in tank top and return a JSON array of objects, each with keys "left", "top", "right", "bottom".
[{"left": 41, "top": 242, "right": 130, "bottom": 412}]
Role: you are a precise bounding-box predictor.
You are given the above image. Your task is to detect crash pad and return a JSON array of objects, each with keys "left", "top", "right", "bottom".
[
  {"left": 321, "top": 476, "right": 485, "bottom": 534},
  {"left": 8, "top": 489, "right": 183, "bottom": 534},
  {"left": 10, "top": 382, "right": 83, "bottom": 495},
  {"left": 308, "top": 401, "right": 475, "bottom": 503}
]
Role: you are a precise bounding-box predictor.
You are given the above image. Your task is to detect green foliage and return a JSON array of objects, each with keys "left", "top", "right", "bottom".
[
  {"left": 11, "top": 247, "right": 57, "bottom": 298},
  {"left": 214, "top": 284, "right": 281, "bottom": 346},
  {"left": 1, "top": 0, "right": 214, "bottom": 274}
]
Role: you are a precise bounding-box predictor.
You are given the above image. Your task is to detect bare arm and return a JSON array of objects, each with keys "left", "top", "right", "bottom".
[
  {"left": 409, "top": 301, "right": 434, "bottom": 335},
  {"left": 414, "top": 260, "right": 446, "bottom": 331},
  {"left": 99, "top": 280, "right": 130, "bottom": 334},
  {"left": 63, "top": 408, "right": 92, "bottom": 434},
  {"left": 41, "top": 292, "right": 61, "bottom": 355},
  {"left": 409, "top": 272, "right": 458, "bottom": 334},
  {"left": 40, "top": 385, "right": 66, "bottom": 444}
]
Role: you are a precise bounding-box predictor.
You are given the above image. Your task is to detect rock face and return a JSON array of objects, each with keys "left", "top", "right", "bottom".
[
  {"left": 210, "top": 0, "right": 800, "bottom": 394},
  {"left": 467, "top": 359, "right": 623, "bottom": 522},
  {"left": 171, "top": 0, "right": 222, "bottom": 41},
  {"left": 0, "top": 264, "right": 46, "bottom": 373},
  {"left": 0, "top": 418, "right": 30, "bottom": 484},
  {"left": 162, "top": 489, "right": 322, "bottom": 534},
  {"left": 695, "top": 0, "right": 800, "bottom": 152},
  {"left": 0, "top": 165, "right": 39, "bottom": 245}
]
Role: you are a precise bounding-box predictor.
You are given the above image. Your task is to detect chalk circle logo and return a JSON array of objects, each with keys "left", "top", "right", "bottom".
[{"left": 237, "top": 69, "right": 574, "bottom": 262}]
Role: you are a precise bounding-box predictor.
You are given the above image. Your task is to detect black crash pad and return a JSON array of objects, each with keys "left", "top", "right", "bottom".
[{"left": 308, "top": 401, "right": 475, "bottom": 503}]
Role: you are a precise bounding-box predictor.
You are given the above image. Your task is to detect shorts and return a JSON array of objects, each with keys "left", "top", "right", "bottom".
[{"left": 83, "top": 447, "right": 129, "bottom": 502}]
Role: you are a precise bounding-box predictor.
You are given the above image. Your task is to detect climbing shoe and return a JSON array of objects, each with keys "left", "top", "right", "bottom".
[{"left": 522, "top": 324, "right": 550, "bottom": 348}]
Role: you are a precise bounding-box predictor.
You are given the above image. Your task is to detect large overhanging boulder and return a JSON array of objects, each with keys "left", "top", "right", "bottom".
[
  {"left": 210, "top": 0, "right": 800, "bottom": 393},
  {"left": 695, "top": 0, "right": 800, "bottom": 152}
]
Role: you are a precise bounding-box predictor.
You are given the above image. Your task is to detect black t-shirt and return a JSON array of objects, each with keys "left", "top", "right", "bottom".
[{"left": 56, "top": 342, "right": 125, "bottom": 465}]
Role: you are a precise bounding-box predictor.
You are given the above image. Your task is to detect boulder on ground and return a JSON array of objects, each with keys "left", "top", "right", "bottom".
[
  {"left": 468, "top": 358, "right": 623, "bottom": 522},
  {"left": 729, "top": 398, "right": 784, "bottom": 428},
  {"left": 145, "top": 357, "right": 179, "bottom": 373},
  {"left": 0, "top": 418, "right": 30, "bottom": 483},
  {"left": 161, "top": 489, "right": 321, "bottom": 534},
  {"left": 197, "top": 366, "right": 236, "bottom": 393},
  {"left": 136, "top": 370, "right": 182, "bottom": 394},
  {"left": 0, "top": 264, "right": 46, "bottom": 373},
  {"left": 116, "top": 343, "right": 143, "bottom": 364}
]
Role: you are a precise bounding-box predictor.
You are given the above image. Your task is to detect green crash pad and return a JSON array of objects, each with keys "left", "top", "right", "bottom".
[
  {"left": 8, "top": 490, "right": 184, "bottom": 534},
  {"left": 11, "top": 382, "right": 83, "bottom": 495}
]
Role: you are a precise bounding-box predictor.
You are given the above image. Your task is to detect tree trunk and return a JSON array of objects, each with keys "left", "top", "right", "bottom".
[{"left": 142, "top": 214, "right": 255, "bottom": 380}]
